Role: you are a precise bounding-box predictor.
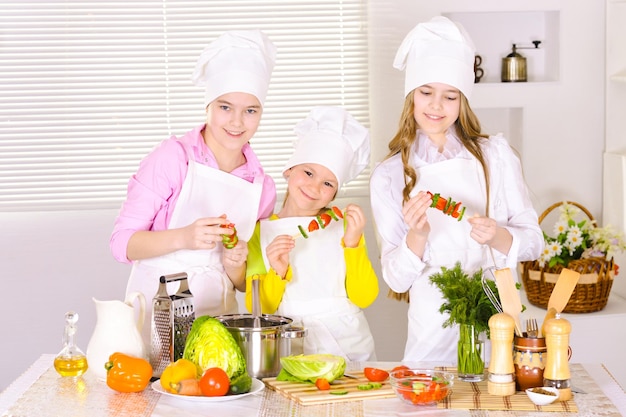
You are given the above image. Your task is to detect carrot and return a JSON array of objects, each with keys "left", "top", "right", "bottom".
[
  {"left": 171, "top": 378, "right": 203, "bottom": 396},
  {"left": 315, "top": 378, "right": 331, "bottom": 390}
]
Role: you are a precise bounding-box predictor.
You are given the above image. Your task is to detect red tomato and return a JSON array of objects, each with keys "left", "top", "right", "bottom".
[
  {"left": 199, "top": 367, "right": 230, "bottom": 397},
  {"left": 364, "top": 367, "right": 389, "bottom": 382},
  {"left": 315, "top": 378, "right": 330, "bottom": 390}
]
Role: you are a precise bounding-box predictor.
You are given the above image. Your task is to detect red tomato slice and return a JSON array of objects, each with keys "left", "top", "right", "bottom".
[
  {"left": 364, "top": 367, "right": 389, "bottom": 382},
  {"left": 332, "top": 206, "right": 344, "bottom": 219},
  {"left": 315, "top": 378, "right": 330, "bottom": 390},
  {"left": 308, "top": 219, "right": 320, "bottom": 232},
  {"left": 391, "top": 365, "right": 413, "bottom": 377},
  {"left": 318, "top": 213, "right": 332, "bottom": 228}
]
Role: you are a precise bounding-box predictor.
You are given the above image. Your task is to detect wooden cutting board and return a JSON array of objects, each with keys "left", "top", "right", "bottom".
[{"left": 262, "top": 370, "right": 396, "bottom": 405}]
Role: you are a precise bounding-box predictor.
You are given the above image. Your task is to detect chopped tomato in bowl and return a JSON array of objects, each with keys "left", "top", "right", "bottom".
[{"left": 389, "top": 369, "right": 453, "bottom": 406}]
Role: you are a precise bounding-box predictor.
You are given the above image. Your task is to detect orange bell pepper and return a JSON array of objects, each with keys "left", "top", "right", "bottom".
[{"left": 105, "top": 352, "right": 153, "bottom": 393}]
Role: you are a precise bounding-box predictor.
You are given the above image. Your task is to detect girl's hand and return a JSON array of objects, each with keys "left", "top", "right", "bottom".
[
  {"left": 467, "top": 215, "right": 512, "bottom": 254},
  {"left": 343, "top": 204, "right": 366, "bottom": 248},
  {"left": 266, "top": 234, "right": 295, "bottom": 278},
  {"left": 467, "top": 215, "right": 497, "bottom": 245},
  {"left": 402, "top": 191, "right": 431, "bottom": 258},
  {"left": 182, "top": 216, "right": 231, "bottom": 250},
  {"left": 221, "top": 239, "right": 248, "bottom": 268},
  {"left": 403, "top": 191, "right": 431, "bottom": 238}
]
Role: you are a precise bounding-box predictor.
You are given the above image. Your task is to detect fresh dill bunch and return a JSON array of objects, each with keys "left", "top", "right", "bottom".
[{"left": 429, "top": 262, "right": 499, "bottom": 336}]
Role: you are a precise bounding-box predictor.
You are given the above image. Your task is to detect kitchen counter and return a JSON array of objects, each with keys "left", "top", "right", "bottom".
[{"left": 1, "top": 355, "right": 625, "bottom": 417}]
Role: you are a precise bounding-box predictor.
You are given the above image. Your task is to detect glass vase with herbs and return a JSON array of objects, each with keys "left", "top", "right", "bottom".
[{"left": 430, "top": 262, "right": 500, "bottom": 382}]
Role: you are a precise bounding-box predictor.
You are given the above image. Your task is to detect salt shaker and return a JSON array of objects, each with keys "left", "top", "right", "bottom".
[
  {"left": 543, "top": 316, "right": 572, "bottom": 401},
  {"left": 487, "top": 313, "right": 516, "bottom": 396}
]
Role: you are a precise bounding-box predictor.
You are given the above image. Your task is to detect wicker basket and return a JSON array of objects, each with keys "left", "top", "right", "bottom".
[{"left": 520, "top": 201, "right": 615, "bottom": 313}]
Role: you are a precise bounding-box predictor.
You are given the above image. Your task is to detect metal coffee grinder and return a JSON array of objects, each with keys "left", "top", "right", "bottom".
[
  {"left": 150, "top": 272, "right": 195, "bottom": 377},
  {"left": 501, "top": 40, "right": 541, "bottom": 82}
]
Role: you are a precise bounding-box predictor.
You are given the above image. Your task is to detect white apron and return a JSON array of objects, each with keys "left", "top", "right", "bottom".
[
  {"left": 404, "top": 157, "right": 492, "bottom": 363},
  {"left": 126, "top": 142, "right": 263, "bottom": 344},
  {"left": 259, "top": 216, "right": 376, "bottom": 361}
]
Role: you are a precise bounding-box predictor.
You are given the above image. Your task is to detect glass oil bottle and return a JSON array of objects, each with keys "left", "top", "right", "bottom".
[{"left": 54, "top": 311, "right": 89, "bottom": 377}]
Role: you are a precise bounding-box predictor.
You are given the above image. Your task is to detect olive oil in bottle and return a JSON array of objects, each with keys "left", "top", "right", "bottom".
[{"left": 54, "top": 311, "right": 88, "bottom": 377}]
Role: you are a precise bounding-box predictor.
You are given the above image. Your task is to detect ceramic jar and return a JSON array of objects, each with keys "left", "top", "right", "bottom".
[{"left": 513, "top": 335, "right": 546, "bottom": 391}]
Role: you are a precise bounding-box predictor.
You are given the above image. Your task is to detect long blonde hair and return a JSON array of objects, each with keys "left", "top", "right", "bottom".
[{"left": 385, "top": 91, "right": 491, "bottom": 302}]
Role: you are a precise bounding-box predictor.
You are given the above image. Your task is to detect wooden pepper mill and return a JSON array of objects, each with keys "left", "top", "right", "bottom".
[
  {"left": 487, "top": 313, "right": 516, "bottom": 396},
  {"left": 543, "top": 316, "right": 572, "bottom": 401}
]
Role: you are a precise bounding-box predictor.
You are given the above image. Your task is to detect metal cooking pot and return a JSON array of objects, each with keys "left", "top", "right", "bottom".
[{"left": 215, "top": 313, "right": 306, "bottom": 379}]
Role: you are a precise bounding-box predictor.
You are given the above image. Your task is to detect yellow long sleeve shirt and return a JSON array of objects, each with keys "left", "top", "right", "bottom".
[{"left": 245, "top": 215, "right": 379, "bottom": 314}]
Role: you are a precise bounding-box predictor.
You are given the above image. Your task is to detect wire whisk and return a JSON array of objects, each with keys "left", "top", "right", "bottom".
[{"left": 482, "top": 268, "right": 503, "bottom": 313}]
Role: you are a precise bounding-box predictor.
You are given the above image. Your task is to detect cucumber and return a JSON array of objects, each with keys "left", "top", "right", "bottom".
[
  {"left": 228, "top": 373, "right": 252, "bottom": 395},
  {"left": 327, "top": 208, "right": 339, "bottom": 221}
]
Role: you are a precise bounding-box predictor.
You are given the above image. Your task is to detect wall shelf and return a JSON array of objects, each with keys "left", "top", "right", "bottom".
[
  {"left": 445, "top": 10, "right": 560, "bottom": 84},
  {"left": 610, "top": 69, "right": 626, "bottom": 83}
]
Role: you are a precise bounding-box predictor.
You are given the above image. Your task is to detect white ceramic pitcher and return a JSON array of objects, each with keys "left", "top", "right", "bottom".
[{"left": 86, "top": 292, "right": 147, "bottom": 380}]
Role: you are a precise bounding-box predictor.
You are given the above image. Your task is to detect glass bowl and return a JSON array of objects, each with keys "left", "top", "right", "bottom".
[{"left": 389, "top": 368, "right": 454, "bottom": 406}]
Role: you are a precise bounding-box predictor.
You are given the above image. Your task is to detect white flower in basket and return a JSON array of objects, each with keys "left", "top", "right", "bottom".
[
  {"left": 531, "top": 202, "right": 626, "bottom": 284},
  {"left": 538, "top": 202, "right": 626, "bottom": 280},
  {"left": 523, "top": 201, "right": 625, "bottom": 313}
]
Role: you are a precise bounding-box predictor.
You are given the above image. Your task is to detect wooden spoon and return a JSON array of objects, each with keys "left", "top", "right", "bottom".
[
  {"left": 540, "top": 268, "right": 580, "bottom": 337},
  {"left": 494, "top": 268, "right": 524, "bottom": 336}
]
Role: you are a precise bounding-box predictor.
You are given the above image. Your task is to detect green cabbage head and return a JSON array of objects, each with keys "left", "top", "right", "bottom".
[
  {"left": 182, "top": 316, "right": 247, "bottom": 380},
  {"left": 277, "top": 354, "right": 346, "bottom": 383}
]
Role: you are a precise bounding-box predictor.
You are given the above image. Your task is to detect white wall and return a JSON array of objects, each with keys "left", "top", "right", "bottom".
[
  {"left": 368, "top": 0, "right": 606, "bottom": 215},
  {"left": 1, "top": 0, "right": 616, "bottom": 393}
]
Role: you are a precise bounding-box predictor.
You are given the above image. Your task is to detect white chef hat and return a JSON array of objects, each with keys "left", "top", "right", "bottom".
[
  {"left": 393, "top": 16, "right": 476, "bottom": 99},
  {"left": 191, "top": 30, "right": 276, "bottom": 107},
  {"left": 283, "top": 106, "right": 370, "bottom": 190}
]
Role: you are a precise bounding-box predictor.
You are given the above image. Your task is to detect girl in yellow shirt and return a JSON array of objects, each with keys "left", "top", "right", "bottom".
[{"left": 245, "top": 106, "right": 378, "bottom": 361}]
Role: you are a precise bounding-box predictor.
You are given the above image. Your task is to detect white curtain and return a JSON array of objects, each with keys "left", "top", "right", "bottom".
[{"left": 0, "top": 0, "right": 370, "bottom": 211}]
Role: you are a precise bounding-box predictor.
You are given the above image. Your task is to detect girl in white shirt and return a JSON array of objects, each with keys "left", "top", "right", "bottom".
[{"left": 369, "top": 16, "right": 543, "bottom": 363}]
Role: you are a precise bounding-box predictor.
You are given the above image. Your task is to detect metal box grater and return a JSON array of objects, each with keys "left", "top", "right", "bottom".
[{"left": 150, "top": 272, "right": 195, "bottom": 377}]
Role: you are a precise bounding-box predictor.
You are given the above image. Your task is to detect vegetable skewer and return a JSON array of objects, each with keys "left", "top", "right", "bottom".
[
  {"left": 426, "top": 191, "right": 466, "bottom": 221},
  {"left": 220, "top": 223, "right": 238, "bottom": 249},
  {"left": 296, "top": 206, "right": 344, "bottom": 239}
]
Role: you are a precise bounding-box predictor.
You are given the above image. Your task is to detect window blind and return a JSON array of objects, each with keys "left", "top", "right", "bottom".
[{"left": 0, "top": 1, "right": 370, "bottom": 211}]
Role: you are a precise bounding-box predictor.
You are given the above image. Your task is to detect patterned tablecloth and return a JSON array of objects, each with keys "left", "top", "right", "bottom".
[{"left": 1, "top": 357, "right": 624, "bottom": 417}]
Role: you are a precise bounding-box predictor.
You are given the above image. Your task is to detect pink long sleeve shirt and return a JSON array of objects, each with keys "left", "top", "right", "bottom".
[{"left": 110, "top": 124, "right": 276, "bottom": 263}]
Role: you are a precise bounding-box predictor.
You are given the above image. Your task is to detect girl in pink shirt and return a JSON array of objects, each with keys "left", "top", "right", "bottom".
[{"left": 110, "top": 30, "right": 277, "bottom": 349}]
